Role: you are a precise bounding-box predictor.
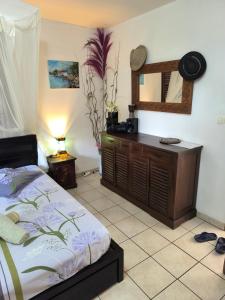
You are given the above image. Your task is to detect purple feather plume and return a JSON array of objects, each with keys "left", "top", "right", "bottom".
[{"left": 84, "top": 28, "right": 112, "bottom": 79}]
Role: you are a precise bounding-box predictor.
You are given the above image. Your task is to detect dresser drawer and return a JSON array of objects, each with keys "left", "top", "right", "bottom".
[
  {"left": 118, "top": 141, "right": 130, "bottom": 153},
  {"left": 143, "top": 146, "right": 174, "bottom": 163},
  {"left": 102, "top": 135, "right": 119, "bottom": 149},
  {"left": 130, "top": 143, "right": 142, "bottom": 155}
]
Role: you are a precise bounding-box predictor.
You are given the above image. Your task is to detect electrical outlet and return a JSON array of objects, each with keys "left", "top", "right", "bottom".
[{"left": 217, "top": 116, "right": 225, "bottom": 124}]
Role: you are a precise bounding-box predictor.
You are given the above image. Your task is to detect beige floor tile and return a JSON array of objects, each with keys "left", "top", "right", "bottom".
[
  {"left": 107, "top": 193, "right": 126, "bottom": 204},
  {"left": 121, "top": 239, "right": 149, "bottom": 271},
  {"left": 76, "top": 176, "right": 86, "bottom": 184},
  {"left": 89, "top": 180, "right": 101, "bottom": 188},
  {"left": 115, "top": 216, "right": 148, "bottom": 238},
  {"left": 68, "top": 190, "right": 86, "bottom": 203},
  {"left": 107, "top": 225, "right": 128, "bottom": 244},
  {"left": 96, "top": 186, "right": 115, "bottom": 196},
  {"left": 79, "top": 189, "right": 105, "bottom": 203},
  {"left": 153, "top": 222, "right": 187, "bottom": 242},
  {"left": 154, "top": 280, "right": 200, "bottom": 300},
  {"left": 180, "top": 263, "right": 225, "bottom": 300},
  {"left": 132, "top": 228, "right": 170, "bottom": 255},
  {"left": 192, "top": 222, "right": 225, "bottom": 245},
  {"left": 82, "top": 202, "right": 98, "bottom": 214},
  {"left": 153, "top": 244, "right": 197, "bottom": 278},
  {"left": 99, "top": 275, "right": 149, "bottom": 300},
  {"left": 75, "top": 196, "right": 87, "bottom": 206},
  {"left": 94, "top": 213, "right": 111, "bottom": 227},
  {"left": 101, "top": 206, "right": 130, "bottom": 223},
  {"left": 174, "top": 232, "right": 215, "bottom": 260},
  {"left": 68, "top": 188, "right": 77, "bottom": 195},
  {"left": 76, "top": 182, "right": 94, "bottom": 193},
  {"left": 82, "top": 174, "right": 98, "bottom": 183},
  {"left": 201, "top": 251, "right": 225, "bottom": 279},
  {"left": 119, "top": 200, "right": 142, "bottom": 214},
  {"left": 90, "top": 197, "right": 115, "bottom": 212},
  {"left": 90, "top": 172, "right": 101, "bottom": 179},
  {"left": 128, "top": 257, "right": 175, "bottom": 298},
  {"left": 181, "top": 217, "right": 204, "bottom": 231},
  {"left": 135, "top": 210, "right": 159, "bottom": 227}
]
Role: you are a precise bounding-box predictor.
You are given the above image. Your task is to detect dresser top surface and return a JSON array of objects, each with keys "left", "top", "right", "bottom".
[{"left": 102, "top": 132, "right": 203, "bottom": 153}]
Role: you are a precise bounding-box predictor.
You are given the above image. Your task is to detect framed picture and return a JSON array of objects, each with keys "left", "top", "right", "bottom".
[{"left": 48, "top": 60, "right": 79, "bottom": 88}]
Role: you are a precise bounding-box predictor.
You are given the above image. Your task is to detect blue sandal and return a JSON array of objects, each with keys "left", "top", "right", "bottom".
[
  {"left": 194, "top": 232, "right": 217, "bottom": 243},
  {"left": 215, "top": 237, "right": 225, "bottom": 254}
]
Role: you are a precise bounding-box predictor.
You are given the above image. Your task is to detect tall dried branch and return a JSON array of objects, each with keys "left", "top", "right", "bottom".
[{"left": 82, "top": 29, "right": 119, "bottom": 152}]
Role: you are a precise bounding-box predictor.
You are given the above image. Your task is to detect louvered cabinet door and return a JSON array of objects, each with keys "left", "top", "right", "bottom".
[
  {"left": 102, "top": 147, "right": 115, "bottom": 184},
  {"left": 129, "top": 157, "right": 149, "bottom": 205},
  {"left": 115, "top": 151, "right": 129, "bottom": 191},
  {"left": 149, "top": 161, "right": 172, "bottom": 216}
]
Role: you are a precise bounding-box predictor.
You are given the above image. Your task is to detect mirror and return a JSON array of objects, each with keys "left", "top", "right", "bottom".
[
  {"left": 132, "top": 60, "right": 194, "bottom": 114},
  {"left": 139, "top": 71, "right": 183, "bottom": 103}
]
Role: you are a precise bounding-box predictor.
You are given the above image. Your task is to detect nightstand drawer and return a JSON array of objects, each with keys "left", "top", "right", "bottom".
[{"left": 47, "top": 155, "right": 77, "bottom": 189}]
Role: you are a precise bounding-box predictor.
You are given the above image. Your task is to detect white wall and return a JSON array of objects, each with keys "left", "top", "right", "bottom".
[
  {"left": 38, "top": 20, "right": 100, "bottom": 173},
  {"left": 109, "top": 0, "right": 225, "bottom": 223}
]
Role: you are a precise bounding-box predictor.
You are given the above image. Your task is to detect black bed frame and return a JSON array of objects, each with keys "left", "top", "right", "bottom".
[{"left": 0, "top": 134, "right": 124, "bottom": 300}]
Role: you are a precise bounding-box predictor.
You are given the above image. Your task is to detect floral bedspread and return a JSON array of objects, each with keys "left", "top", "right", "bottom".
[{"left": 0, "top": 166, "right": 110, "bottom": 300}]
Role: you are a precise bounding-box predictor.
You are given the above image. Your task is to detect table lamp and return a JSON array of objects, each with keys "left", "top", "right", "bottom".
[{"left": 56, "top": 137, "right": 67, "bottom": 154}]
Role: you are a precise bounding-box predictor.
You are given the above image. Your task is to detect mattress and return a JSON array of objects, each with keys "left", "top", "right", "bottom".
[{"left": 0, "top": 165, "right": 110, "bottom": 300}]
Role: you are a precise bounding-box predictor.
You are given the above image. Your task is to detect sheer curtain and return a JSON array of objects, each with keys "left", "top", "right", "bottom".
[{"left": 0, "top": 2, "right": 40, "bottom": 135}]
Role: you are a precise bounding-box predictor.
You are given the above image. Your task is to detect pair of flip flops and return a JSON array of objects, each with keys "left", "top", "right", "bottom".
[{"left": 194, "top": 232, "right": 225, "bottom": 254}]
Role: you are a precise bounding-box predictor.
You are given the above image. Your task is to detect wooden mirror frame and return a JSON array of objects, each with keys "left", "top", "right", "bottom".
[{"left": 132, "top": 60, "right": 194, "bottom": 114}]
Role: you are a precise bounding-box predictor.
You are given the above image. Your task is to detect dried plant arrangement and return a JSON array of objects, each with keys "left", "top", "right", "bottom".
[{"left": 82, "top": 28, "right": 119, "bottom": 152}]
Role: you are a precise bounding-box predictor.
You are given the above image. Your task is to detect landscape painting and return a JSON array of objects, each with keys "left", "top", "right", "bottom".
[{"left": 48, "top": 60, "right": 79, "bottom": 88}]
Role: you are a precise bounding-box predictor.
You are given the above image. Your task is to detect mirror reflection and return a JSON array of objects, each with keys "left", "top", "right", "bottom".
[{"left": 139, "top": 71, "right": 183, "bottom": 103}]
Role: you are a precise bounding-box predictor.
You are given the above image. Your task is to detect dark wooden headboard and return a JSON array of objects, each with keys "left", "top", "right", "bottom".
[{"left": 0, "top": 134, "right": 38, "bottom": 168}]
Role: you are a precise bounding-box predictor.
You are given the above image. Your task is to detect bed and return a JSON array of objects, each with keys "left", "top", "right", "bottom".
[{"left": 0, "top": 134, "right": 123, "bottom": 300}]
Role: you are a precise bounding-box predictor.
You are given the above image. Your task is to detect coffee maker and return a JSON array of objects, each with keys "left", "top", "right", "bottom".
[
  {"left": 126, "top": 104, "right": 138, "bottom": 134},
  {"left": 106, "top": 104, "right": 138, "bottom": 134}
]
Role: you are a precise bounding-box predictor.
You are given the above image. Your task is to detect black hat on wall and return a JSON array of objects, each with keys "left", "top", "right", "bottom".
[{"left": 178, "top": 51, "right": 207, "bottom": 81}]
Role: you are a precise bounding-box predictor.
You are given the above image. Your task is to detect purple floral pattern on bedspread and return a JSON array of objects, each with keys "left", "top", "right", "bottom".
[{"left": 0, "top": 165, "right": 110, "bottom": 300}]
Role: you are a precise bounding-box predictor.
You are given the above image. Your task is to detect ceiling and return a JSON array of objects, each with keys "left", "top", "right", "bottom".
[{"left": 23, "top": 0, "right": 175, "bottom": 28}]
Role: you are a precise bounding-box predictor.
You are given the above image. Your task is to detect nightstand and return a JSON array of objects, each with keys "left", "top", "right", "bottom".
[{"left": 47, "top": 154, "right": 77, "bottom": 189}]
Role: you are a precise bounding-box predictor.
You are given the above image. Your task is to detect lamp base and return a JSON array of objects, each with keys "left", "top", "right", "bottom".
[
  {"left": 50, "top": 151, "right": 68, "bottom": 159},
  {"left": 58, "top": 150, "right": 67, "bottom": 155}
]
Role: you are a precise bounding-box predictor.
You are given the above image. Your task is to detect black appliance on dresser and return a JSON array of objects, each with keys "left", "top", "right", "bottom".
[{"left": 106, "top": 104, "right": 138, "bottom": 134}]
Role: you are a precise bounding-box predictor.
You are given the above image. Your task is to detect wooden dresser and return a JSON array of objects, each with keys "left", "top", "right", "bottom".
[{"left": 101, "top": 132, "right": 203, "bottom": 228}]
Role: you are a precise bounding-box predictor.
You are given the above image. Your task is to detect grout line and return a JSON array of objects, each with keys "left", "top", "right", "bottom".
[
  {"left": 172, "top": 238, "right": 215, "bottom": 262},
  {"left": 199, "top": 260, "right": 225, "bottom": 281},
  {"left": 180, "top": 219, "right": 205, "bottom": 231},
  {"left": 88, "top": 202, "right": 117, "bottom": 213},
  {"left": 113, "top": 221, "right": 149, "bottom": 238},
  {"left": 75, "top": 177, "right": 225, "bottom": 299},
  {"left": 124, "top": 240, "right": 203, "bottom": 300},
  {"left": 123, "top": 254, "right": 150, "bottom": 274},
  {"left": 151, "top": 276, "right": 202, "bottom": 300},
  {"left": 177, "top": 279, "right": 203, "bottom": 300},
  {"left": 110, "top": 219, "right": 149, "bottom": 243},
  {"left": 126, "top": 273, "right": 151, "bottom": 299},
  {"left": 150, "top": 224, "right": 189, "bottom": 243}
]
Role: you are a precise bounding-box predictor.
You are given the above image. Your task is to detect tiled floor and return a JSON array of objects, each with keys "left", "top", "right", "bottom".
[{"left": 69, "top": 173, "right": 225, "bottom": 300}]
